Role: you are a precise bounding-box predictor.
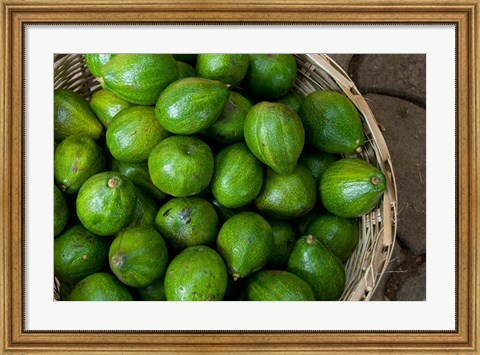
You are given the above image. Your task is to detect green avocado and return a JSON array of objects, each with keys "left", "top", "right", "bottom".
[
  {"left": 129, "top": 188, "right": 158, "bottom": 228},
  {"left": 196, "top": 54, "right": 249, "bottom": 86},
  {"left": 288, "top": 234, "right": 346, "bottom": 301},
  {"left": 89, "top": 88, "right": 133, "bottom": 128},
  {"left": 216, "top": 211, "right": 273, "bottom": 280},
  {"left": 245, "top": 270, "right": 315, "bottom": 301},
  {"left": 243, "top": 54, "right": 297, "bottom": 100},
  {"left": 133, "top": 277, "right": 166, "bottom": 301},
  {"left": 306, "top": 213, "right": 359, "bottom": 262},
  {"left": 155, "top": 77, "right": 229, "bottom": 135},
  {"left": 255, "top": 165, "right": 317, "bottom": 220},
  {"left": 275, "top": 90, "right": 304, "bottom": 113},
  {"left": 154, "top": 196, "right": 219, "bottom": 252},
  {"left": 76, "top": 171, "right": 137, "bottom": 236},
  {"left": 176, "top": 60, "right": 196, "bottom": 79},
  {"left": 106, "top": 106, "right": 170, "bottom": 163},
  {"left": 109, "top": 226, "right": 169, "bottom": 288},
  {"left": 54, "top": 89, "right": 104, "bottom": 142},
  {"left": 99, "top": 54, "right": 178, "bottom": 105},
  {"left": 173, "top": 54, "right": 197, "bottom": 65},
  {"left": 244, "top": 101, "right": 305, "bottom": 175},
  {"left": 319, "top": 158, "right": 386, "bottom": 218},
  {"left": 54, "top": 225, "right": 111, "bottom": 283},
  {"left": 211, "top": 142, "right": 264, "bottom": 209},
  {"left": 299, "top": 90, "right": 365, "bottom": 154},
  {"left": 69, "top": 272, "right": 133, "bottom": 301},
  {"left": 164, "top": 245, "right": 228, "bottom": 301},
  {"left": 298, "top": 148, "right": 339, "bottom": 182},
  {"left": 54, "top": 135, "right": 106, "bottom": 195},
  {"left": 266, "top": 219, "right": 297, "bottom": 269},
  {"left": 148, "top": 135, "right": 214, "bottom": 197},
  {"left": 84, "top": 54, "right": 115, "bottom": 78},
  {"left": 54, "top": 184, "right": 69, "bottom": 237}
]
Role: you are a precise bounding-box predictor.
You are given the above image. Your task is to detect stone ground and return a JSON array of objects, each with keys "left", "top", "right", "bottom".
[{"left": 328, "top": 54, "right": 426, "bottom": 301}]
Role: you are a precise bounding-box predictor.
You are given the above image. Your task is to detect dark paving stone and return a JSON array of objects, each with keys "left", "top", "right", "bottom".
[
  {"left": 370, "top": 242, "right": 407, "bottom": 301},
  {"left": 352, "top": 54, "right": 426, "bottom": 106},
  {"left": 365, "top": 94, "right": 426, "bottom": 256},
  {"left": 396, "top": 262, "right": 426, "bottom": 301},
  {"left": 326, "top": 54, "right": 353, "bottom": 73}
]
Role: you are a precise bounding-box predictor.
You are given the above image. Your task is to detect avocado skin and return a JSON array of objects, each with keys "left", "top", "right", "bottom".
[
  {"left": 266, "top": 219, "right": 297, "bottom": 269},
  {"left": 211, "top": 142, "right": 264, "bottom": 209},
  {"left": 319, "top": 158, "right": 386, "bottom": 218},
  {"left": 275, "top": 90, "right": 304, "bottom": 113},
  {"left": 100, "top": 54, "right": 178, "bottom": 105},
  {"left": 216, "top": 211, "right": 274, "bottom": 279},
  {"left": 255, "top": 165, "right": 317, "bottom": 220},
  {"left": 245, "top": 270, "right": 315, "bottom": 301},
  {"left": 76, "top": 171, "right": 136, "bottom": 236},
  {"left": 54, "top": 225, "right": 111, "bottom": 283},
  {"left": 85, "top": 53, "right": 115, "bottom": 78},
  {"left": 133, "top": 277, "right": 166, "bottom": 301},
  {"left": 244, "top": 101, "right": 305, "bottom": 175},
  {"left": 243, "top": 54, "right": 297, "bottom": 100},
  {"left": 176, "top": 60, "right": 196, "bottom": 79},
  {"left": 69, "top": 272, "right": 133, "bottom": 301},
  {"left": 299, "top": 90, "right": 365, "bottom": 154},
  {"left": 164, "top": 245, "right": 228, "bottom": 301},
  {"left": 287, "top": 235, "right": 346, "bottom": 301},
  {"left": 196, "top": 54, "right": 249, "bottom": 86},
  {"left": 54, "top": 135, "right": 106, "bottom": 195},
  {"left": 298, "top": 148, "right": 339, "bottom": 182},
  {"left": 89, "top": 89, "right": 133, "bottom": 128},
  {"left": 54, "top": 89, "right": 104, "bottom": 142},
  {"left": 54, "top": 184, "right": 69, "bottom": 237},
  {"left": 129, "top": 188, "right": 158, "bottom": 228},
  {"left": 155, "top": 77, "right": 229, "bottom": 135}
]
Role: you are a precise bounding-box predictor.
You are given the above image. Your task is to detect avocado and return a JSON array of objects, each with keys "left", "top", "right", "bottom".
[
  {"left": 299, "top": 90, "right": 365, "bottom": 154},
  {"left": 275, "top": 90, "right": 304, "bottom": 113},
  {"left": 109, "top": 226, "right": 169, "bottom": 288},
  {"left": 154, "top": 196, "right": 219, "bottom": 251},
  {"left": 255, "top": 165, "right": 317, "bottom": 220},
  {"left": 211, "top": 142, "right": 264, "bottom": 209},
  {"left": 54, "top": 225, "right": 111, "bottom": 283},
  {"left": 76, "top": 171, "right": 136, "bottom": 236},
  {"left": 164, "top": 245, "right": 228, "bottom": 301},
  {"left": 106, "top": 106, "right": 170, "bottom": 163},
  {"left": 306, "top": 213, "right": 359, "bottom": 262},
  {"left": 288, "top": 234, "right": 346, "bottom": 301},
  {"left": 148, "top": 135, "right": 214, "bottom": 197},
  {"left": 319, "top": 158, "right": 386, "bottom": 218},
  {"left": 298, "top": 147, "right": 339, "bottom": 182},
  {"left": 245, "top": 270, "right": 315, "bottom": 301},
  {"left": 196, "top": 54, "right": 249, "bottom": 86},
  {"left": 173, "top": 54, "right": 197, "bottom": 65},
  {"left": 216, "top": 211, "right": 273, "bottom": 280},
  {"left": 155, "top": 77, "right": 229, "bottom": 135},
  {"left": 243, "top": 54, "right": 297, "bottom": 100},
  {"left": 84, "top": 54, "right": 115, "bottom": 78},
  {"left": 266, "top": 219, "right": 297, "bottom": 268},
  {"left": 176, "top": 60, "right": 196, "bottom": 79},
  {"left": 69, "top": 272, "right": 133, "bottom": 301},
  {"left": 89, "top": 88, "right": 133, "bottom": 128},
  {"left": 129, "top": 188, "right": 158, "bottom": 228},
  {"left": 202, "top": 91, "right": 252, "bottom": 144},
  {"left": 244, "top": 101, "right": 305, "bottom": 175},
  {"left": 54, "top": 135, "right": 106, "bottom": 195},
  {"left": 54, "top": 89, "right": 104, "bottom": 142},
  {"left": 54, "top": 184, "right": 69, "bottom": 237},
  {"left": 133, "top": 277, "right": 166, "bottom": 301},
  {"left": 99, "top": 54, "right": 178, "bottom": 105}
]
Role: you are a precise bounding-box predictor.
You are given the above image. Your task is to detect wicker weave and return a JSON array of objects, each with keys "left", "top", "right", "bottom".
[{"left": 53, "top": 53, "right": 397, "bottom": 301}]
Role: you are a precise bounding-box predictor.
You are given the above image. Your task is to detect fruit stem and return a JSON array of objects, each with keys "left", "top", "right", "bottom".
[
  {"left": 232, "top": 273, "right": 240, "bottom": 281},
  {"left": 355, "top": 146, "right": 363, "bottom": 153},
  {"left": 371, "top": 176, "right": 380, "bottom": 185},
  {"left": 306, "top": 234, "right": 315, "bottom": 244},
  {"left": 107, "top": 178, "right": 119, "bottom": 188}
]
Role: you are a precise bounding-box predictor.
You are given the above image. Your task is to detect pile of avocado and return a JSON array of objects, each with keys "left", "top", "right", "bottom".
[{"left": 54, "top": 53, "right": 386, "bottom": 302}]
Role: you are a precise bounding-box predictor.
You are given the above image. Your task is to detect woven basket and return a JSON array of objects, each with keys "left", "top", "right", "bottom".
[{"left": 53, "top": 53, "right": 397, "bottom": 301}]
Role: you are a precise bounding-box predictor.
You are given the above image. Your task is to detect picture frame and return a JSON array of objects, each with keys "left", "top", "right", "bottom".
[{"left": 1, "top": 0, "right": 478, "bottom": 353}]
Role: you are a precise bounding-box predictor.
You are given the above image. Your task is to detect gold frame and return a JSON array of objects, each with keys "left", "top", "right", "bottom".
[{"left": 1, "top": 1, "right": 478, "bottom": 353}]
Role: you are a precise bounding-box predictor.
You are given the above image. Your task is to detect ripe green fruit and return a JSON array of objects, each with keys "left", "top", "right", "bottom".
[
  {"left": 155, "top": 77, "right": 229, "bottom": 135},
  {"left": 288, "top": 234, "right": 346, "bottom": 301},
  {"left": 134, "top": 277, "right": 166, "bottom": 301},
  {"left": 298, "top": 148, "right": 339, "bottom": 182},
  {"left": 164, "top": 245, "right": 228, "bottom": 301},
  {"left": 148, "top": 136, "right": 214, "bottom": 197},
  {"left": 196, "top": 54, "right": 249, "bottom": 86},
  {"left": 216, "top": 212, "right": 274, "bottom": 280},
  {"left": 109, "top": 226, "right": 169, "bottom": 288},
  {"left": 154, "top": 196, "right": 219, "bottom": 251},
  {"left": 244, "top": 101, "right": 305, "bottom": 175},
  {"left": 54, "top": 184, "right": 69, "bottom": 237},
  {"left": 76, "top": 171, "right": 136, "bottom": 236},
  {"left": 299, "top": 90, "right": 365, "bottom": 154},
  {"left": 255, "top": 165, "right": 317, "bottom": 220},
  {"left": 129, "top": 188, "right": 158, "bottom": 228},
  {"left": 100, "top": 54, "right": 178, "bottom": 105},
  {"left": 89, "top": 89, "right": 133, "bottom": 128},
  {"left": 84, "top": 53, "right": 115, "bottom": 78},
  {"left": 176, "top": 60, "right": 196, "bottom": 79},
  {"left": 69, "top": 272, "right": 133, "bottom": 301},
  {"left": 319, "top": 158, "right": 386, "bottom": 218},
  {"left": 106, "top": 106, "right": 170, "bottom": 163},
  {"left": 267, "top": 219, "right": 297, "bottom": 268}
]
